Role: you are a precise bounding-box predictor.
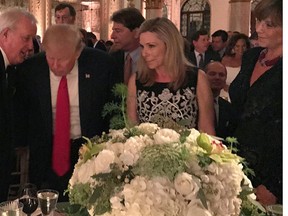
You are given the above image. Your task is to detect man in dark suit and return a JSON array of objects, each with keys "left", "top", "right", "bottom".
[
  {"left": 205, "top": 61, "right": 236, "bottom": 138},
  {"left": 211, "top": 29, "right": 229, "bottom": 59},
  {"left": 14, "top": 24, "right": 116, "bottom": 201},
  {"left": 0, "top": 8, "right": 37, "bottom": 201},
  {"left": 109, "top": 8, "right": 145, "bottom": 85},
  {"left": 187, "top": 30, "right": 221, "bottom": 69},
  {"left": 86, "top": 32, "right": 107, "bottom": 52}
]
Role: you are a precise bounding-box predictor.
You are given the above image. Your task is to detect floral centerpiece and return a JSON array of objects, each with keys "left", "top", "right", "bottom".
[{"left": 65, "top": 85, "right": 266, "bottom": 216}]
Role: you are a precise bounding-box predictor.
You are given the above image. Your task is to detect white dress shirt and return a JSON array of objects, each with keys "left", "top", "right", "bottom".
[{"left": 50, "top": 62, "right": 81, "bottom": 139}]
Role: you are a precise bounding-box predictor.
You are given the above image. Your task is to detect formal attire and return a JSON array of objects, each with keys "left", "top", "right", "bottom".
[
  {"left": 14, "top": 48, "right": 116, "bottom": 201},
  {"left": 187, "top": 48, "right": 221, "bottom": 69},
  {"left": 0, "top": 50, "right": 15, "bottom": 201},
  {"left": 94, "top": 40, "right": 107, "bottom": 52},
  {"left": 109, "top": 47, "right": 141, "bottom": 84},
  {"left": 136, "top": 69, "right": 198, "bottom": 129},
  {"left": 214, "top": 96, "right": 236, "bottom": 138},
  {"left": 229, "top": 47, "right": 282, "bottom": 203}
]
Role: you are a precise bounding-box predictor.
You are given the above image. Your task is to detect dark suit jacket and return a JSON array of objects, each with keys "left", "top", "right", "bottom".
[
  {"left": 0, "top": 52, "right": 11, "bottom": 201},
  {"left": 216, "top": 97, "right": 236, "bottom": 138},
  {"left": 14, "top": 48, "right": 116, "bottom": 200},
  {"left": 94, "top": 41, "right": 107, "bottom": 52},
  {"left": 187, "top": 48, "right": 221, "bottom": 69},
  {"left": 109, "top": 49, "right": 125, "bottom": 84}
]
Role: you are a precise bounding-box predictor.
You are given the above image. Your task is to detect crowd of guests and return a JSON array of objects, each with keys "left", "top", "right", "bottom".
[{"left": 0, "top": 0, "right": 282, "bottom": 208}]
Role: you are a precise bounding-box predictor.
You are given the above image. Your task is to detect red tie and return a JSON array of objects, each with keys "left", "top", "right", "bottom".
[
  {"left": 124, "top": 53, "right": 132, "bottom": 85},
  {"left": 52, "top": 76, "right": 70, "bottom": 176}
]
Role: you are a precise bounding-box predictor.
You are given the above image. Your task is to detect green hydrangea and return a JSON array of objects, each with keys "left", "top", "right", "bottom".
[{"left": 133, "top": 144, "right": 187, "bottom": 181}]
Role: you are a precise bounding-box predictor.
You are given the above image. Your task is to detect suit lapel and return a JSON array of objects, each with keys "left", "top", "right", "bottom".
[
  {"left": 36, "top": 60, "right": 53, "bottom": 137},
  {"left": 78, "top": 53, "right": 93, "bottom": 135}
]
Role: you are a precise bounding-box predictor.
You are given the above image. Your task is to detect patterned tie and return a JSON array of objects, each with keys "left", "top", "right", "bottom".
[
  {"left": 199, "top": 53, "right": 204, "bottom": 68},
  {"left": 52, "top": 76, "right": 70, "bottom": 176},
  {"left": 124, "top": 53, "right": 132, "bottom": 85}
]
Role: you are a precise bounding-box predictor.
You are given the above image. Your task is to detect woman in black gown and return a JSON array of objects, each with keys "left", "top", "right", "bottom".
[{"left": 229, "top": 0, "right": 282, "bottom": 205}]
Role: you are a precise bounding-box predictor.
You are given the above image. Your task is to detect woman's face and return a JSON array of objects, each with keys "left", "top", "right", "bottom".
[
  {"left": 256, "top": 17, "right": 282, "bottom": 50},
  {"left": 139, "top": 31, "right": 166, "bottom": 71},
  {"left": 234, "top": 39, "right": 247, "bottom": 56}
]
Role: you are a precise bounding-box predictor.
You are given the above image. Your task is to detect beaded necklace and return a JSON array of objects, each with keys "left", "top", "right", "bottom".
[{"left": 258, "top": 48, "right": 281, "bottom": 67}]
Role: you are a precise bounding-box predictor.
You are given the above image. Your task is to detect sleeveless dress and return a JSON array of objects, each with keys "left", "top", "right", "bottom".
[{"left": 136, "top": 70, "right": 198, "bottom": 129}]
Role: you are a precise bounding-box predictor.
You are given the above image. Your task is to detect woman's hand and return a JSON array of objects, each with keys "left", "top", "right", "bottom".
[{"left": 255, "top": 184, "right": 277, "bottom": 206}]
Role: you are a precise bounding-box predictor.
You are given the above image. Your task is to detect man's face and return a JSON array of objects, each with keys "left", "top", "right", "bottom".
[
  {"left": 211, "top": 36, "right": 225, "bottom": 52},
  {"left": 46, "top": 44, "right": 79, "bottom": 77},
  {"left": 110, "top": 22, "right": 138, "bottom": 51},
  {"left": 193, "top": 34, "right": 209, "bottom": 53},
  {"left": 1, "top": 16, "right": 37, "bottom": 65},
  {"left": 206, "top": 62, "right": 227, "bottom": 93},
  {"left": 55, "top": 7, "right": 75, "bottom": 24}
]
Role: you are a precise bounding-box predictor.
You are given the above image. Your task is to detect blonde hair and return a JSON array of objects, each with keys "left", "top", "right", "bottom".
[
  {"left": 42, "top": 24, "right": 84, "bottom": 53},
  {"left": 138, "top": 17, "right": 194, "bottom": 90}
]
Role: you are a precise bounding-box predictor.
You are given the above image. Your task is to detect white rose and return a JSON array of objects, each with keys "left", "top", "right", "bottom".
[
  {"left": 94, "top": 149, "right": 115, "bottom": 174},
  {"left": 174, "top": 172, "right": 199, "bottom": 200},
  {"left": 153, "top": 128, "right": 180, "bottom": 145}
]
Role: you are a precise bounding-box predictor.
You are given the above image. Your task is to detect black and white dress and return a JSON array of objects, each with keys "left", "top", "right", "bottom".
[{"left": 136, "top": 69, "right": 198, "bottom": 129}]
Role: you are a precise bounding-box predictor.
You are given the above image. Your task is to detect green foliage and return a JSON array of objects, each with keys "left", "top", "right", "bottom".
[
  {"left": 133, "top": 144, "right": 187, "bottom": 181},
  {"left": 102, "top": 83, "right": 128, "bottom": 130},
  {"left": 88, "top": 164, "right": 131, "bottom": 215},
  {"left": 197, "top": 152, "right": 213, "bottom": 167},
  {"left": 69, "top": 183, "right": 92, "bottom": 207},
  {"left": 225, "top": 137, "right": 239, "bottom": 152},
  {"left": 179, "top": 129, "right": 191, "bottom": 143}
]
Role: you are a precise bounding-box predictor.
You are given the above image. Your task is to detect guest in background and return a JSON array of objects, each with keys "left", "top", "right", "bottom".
[
  {"left": 229, "top": 0, "right": 282, "bottom": 205},
  {"left": 86, "top": 32, "right": 107, "bottom": 52},
  {"left": 0, "top": 7, "right": 37, "bottom": 202},
  {"left": 14, "top": 24, "right": 116, "bottom": 201},
  {"left": 221, "top": 33, "right": 250, "bottom": 100},
  {"left": 127, "top": 17, "right": 215, "bottom": 135},
  {"left": 105, "top": 40, "right": 114, "bottom": 53},
  {"left": 187, "top": 29, "right": 221, "bottom": 69},
  {"left": 205, "top": 61, "right": 236, "bottom": 138},
  {"left": 109, "top": 7, "right": 145, "bottom": 85},
  {"left": 249, "top": 31, "right": 259, "bottom": 48},
  {"left": 211, "top": 29, "right": 229, "bottom": 59},
  {"left": 54, "top": 3, "right": 76, "bottom": 25}
]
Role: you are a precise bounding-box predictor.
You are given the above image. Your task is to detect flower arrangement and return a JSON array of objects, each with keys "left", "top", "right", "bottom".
[
  {"left": 66, "top": 123, "right": 266, "bottom": 216},
  {"left": 65, "top": 84, "right": 266, "bottom": 216}
]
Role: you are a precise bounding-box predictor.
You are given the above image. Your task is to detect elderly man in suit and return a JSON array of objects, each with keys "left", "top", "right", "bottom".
[
  {"left": 14, "top": 24, "right": 116, "bottom": 201},
  {"left": 188, "top": 30, "right": 221, "bottom": 69},
  {"left": 0, "top": 8, "right": 37, "bottom": 201},
  {"left": 205, "top": 61, "right": 236, "bottom": 138}
]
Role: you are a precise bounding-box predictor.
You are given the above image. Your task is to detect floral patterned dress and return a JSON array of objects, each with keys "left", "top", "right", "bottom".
[{"left": 136, "top": 70, "right": 198, "bottom": 129}]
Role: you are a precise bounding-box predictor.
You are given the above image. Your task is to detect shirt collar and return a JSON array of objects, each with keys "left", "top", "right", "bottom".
[
  {"left": 125, "top": 46, "right": 141, "bottom": 63},
  {"left": 0, "top": 48, "right": 11, "bottom": 69}
]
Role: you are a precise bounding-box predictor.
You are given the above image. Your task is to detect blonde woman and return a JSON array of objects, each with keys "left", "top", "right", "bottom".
[{"left": 127, "top": 17, "right": 215, "bottom": 135}]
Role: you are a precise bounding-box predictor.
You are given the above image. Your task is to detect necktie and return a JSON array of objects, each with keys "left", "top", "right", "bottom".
[
  {"left": 199, "top": 53, "right": 204, "bottom": 68},
  {"left": 124, "top": 53, "right": 132, "bottom": 85},
  {"left": 52, "top": 76, "right": 70, "bottom": 176}
]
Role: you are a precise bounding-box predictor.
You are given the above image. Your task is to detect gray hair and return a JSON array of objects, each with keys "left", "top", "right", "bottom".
[{"left": 0, "top": 7, "right": 37, "bottom": 33}]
